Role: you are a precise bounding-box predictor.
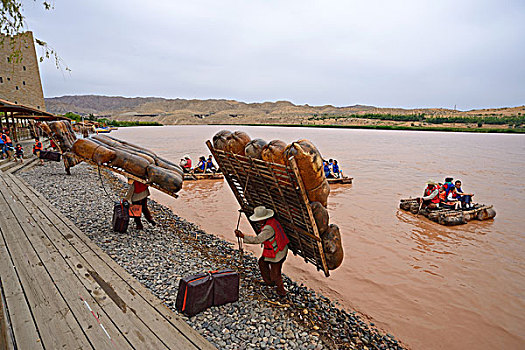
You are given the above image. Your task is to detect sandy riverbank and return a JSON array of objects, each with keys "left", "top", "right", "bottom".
[{"left": 17, "top": 161, "right": 405, "bottom": 350}]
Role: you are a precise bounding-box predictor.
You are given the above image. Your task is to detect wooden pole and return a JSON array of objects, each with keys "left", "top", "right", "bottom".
[{"left": 12, "top": 113, "right": 18, "bottom": 142}]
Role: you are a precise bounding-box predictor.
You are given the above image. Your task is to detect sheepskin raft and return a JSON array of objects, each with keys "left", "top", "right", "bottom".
[
  {"left": 208, "top": 133, "right": 342, "bottom": 277},
  {"left": 71, "top": 135, "right": 184, "bottom": 197},
  {"left": 399, "top": 198, "right": 496, "bottom": 226}
]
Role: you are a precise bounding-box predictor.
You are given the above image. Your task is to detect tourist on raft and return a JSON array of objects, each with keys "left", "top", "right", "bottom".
[
  {"left": 206, "top": 155, "right": 217, "bottom": 172},
  {"left": 179, "top": 155, "right": 192, "bottom": 173},
  {"left": 125, "top": 179, "right": 156, "bottom": 230},
  {"left": 323, "top": 160, "right": 335, "bottom": 178},
  {"left": 442, "top": 177, "right": 455, "bottom": 197},
  {"left": 421, "top": 180, "right": 440, "bottom": 209},
  {"left": 234, "top": 206, "right": 289, "bottom": 298},
  {"left": 332, "top": 159, "right": 342, "bottom": 178},
  {"left": 455, "top": 180, "right": 474, "bottom": 209},
  {"left": 444, "top": 186, "right": 462, "bottom": 210},
  {"left": 194, "top": 156, "right": 207, "bottom": 173}
]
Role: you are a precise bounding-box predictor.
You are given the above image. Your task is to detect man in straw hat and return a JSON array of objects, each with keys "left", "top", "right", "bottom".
[
  {"left": 235, "top": 206, "right": 289, "bottom": 297},
  {"left": 421, "top": 180, "right": 440, "bottom": 209}
]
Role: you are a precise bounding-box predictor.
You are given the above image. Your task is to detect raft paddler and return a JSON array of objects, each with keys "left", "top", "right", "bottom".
[
  {"left": 235, "top": 206, "right": 289, "bottom": 297},
  {"left": 180, "top": 155, "right": 192, "bottom": 173},
  {"left": 421, "top": 180, "right": 440, "bottom": 209}
]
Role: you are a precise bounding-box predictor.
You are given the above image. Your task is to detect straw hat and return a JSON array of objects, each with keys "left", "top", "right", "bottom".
[
  {"left": 249, "top": 206, "right": 274, "bottom": 222},
  {"left": 426, "top": 180, "right": 437, "bottom": 185},
  {"left": 184, "top": 154, "right": 190, "bottom": 159}
]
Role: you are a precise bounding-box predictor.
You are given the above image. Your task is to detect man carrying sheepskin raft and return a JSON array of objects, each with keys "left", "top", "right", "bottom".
[{"left": 210, "top": 130, "right": 344, "bottom": 277}]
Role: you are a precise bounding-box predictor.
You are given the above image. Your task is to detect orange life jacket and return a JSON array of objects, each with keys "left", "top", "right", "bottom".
[
  {"left": 33, "top": 141, "right": 43, "bottom": 151},
  {"left": 133, "top": 181, "right": 148, "bottom": 194},
  {"left": 425, "top": 185, "right": 441, "bottom": 204},
  {"left": 2, "top": 134, "right": 11, "bottom": 144},
  {"left": 262, "top": 218, "right": 289, "bottom": 259}
]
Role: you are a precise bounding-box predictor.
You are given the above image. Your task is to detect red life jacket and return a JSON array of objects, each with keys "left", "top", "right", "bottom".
[
  {"left": 133, "top": 181, "right": 148, "bottom": 194},
  {"left": 184, "top": 159, "right": 192, "bottom": 168},
  {"left": 425, "top": 185, "right": 440, "bottom": 203},
  {"left": 262, "top": 218, "right": 289, "bottom": 259}
]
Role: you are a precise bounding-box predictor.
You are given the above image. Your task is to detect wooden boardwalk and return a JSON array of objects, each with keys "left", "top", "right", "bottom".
[{"left": 0, "top": 171, "right": 215, "bottom": 349}]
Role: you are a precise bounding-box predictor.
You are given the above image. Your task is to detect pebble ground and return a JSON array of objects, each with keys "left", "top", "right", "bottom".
[{"left": 19, "top": 161, "right": 406, "bottom": 350}]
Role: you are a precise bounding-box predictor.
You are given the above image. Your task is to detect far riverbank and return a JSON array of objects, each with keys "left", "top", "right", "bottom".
[{"left": 212, "top": 123, "right": 525, "bottom": 134}]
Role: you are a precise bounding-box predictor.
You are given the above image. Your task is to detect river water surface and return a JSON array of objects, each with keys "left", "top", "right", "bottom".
[{"left": 112, "top": 125, "right": 524, "bottom": 350}]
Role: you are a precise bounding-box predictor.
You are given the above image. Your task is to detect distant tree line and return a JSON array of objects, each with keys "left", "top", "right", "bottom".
[
  {"left": 63, "top": 112, "right": 162, "bottom": 127},
  {"left": 308, "top": 113, "right": 524, "bottom": 127}
]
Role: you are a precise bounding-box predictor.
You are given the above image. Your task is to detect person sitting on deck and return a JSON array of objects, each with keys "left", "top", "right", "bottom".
[
  {"left": 455, "top": 180, "right": 474, "bottom": 209},
  {"left": 180, "top": 155, "right": 192, "bottom": 173},
  {"left": 206, "top": 155, "right": 217, "bottom": 173},
  {"left": 194, "top": 156, "right": 207, "bottom": 173},
  {"left": 235, "top": 206, "right": 289, "bottom": 297},
  {"left": 323, "top": 160, "right": 334, "bottom": 178},
  {"left": 14, "top": 144, "right": 23, "bottom": 163},
  {"left": 33, "top": 138, "right": 44, "bottom": 165},
  {"left": 0, "top": 137, "right": 5, "bottom": 159},
  {"left": 421, "top": 180, "right": 440, "bottom": 209},
  {"left": 1, "top": 131, "right": 12, "bottom": 160},
  {"left": 332, "top": 160, "right": 342, "bottom": 178}
]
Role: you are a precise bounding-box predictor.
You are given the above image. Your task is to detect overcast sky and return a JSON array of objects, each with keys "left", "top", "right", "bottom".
[{"left": 23, "top": 0, "right": 525, "bottom": 110}]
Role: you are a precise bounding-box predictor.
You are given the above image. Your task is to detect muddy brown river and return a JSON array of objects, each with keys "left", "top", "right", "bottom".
[{"left": 112, "top": 125, "right": 524, "bottom": 349}]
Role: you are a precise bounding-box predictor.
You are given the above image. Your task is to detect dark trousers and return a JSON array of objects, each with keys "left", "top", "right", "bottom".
[
  {"left": 457, "top": 195, "right": 472, "bottom": 207},
  {"left": 258, "top": 256, "right": 287, "bottom": 296},
  {"left": 132, "top": 198, "right": 153, "bottom": 227}
]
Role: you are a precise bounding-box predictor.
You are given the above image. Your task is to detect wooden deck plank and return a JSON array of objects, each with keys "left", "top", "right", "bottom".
[
  {"left": 11, "top": 174, "right": 215, "bottom": 350},
  {"left": 0, "top": 175, "right": 133, "bottom": 349},
  {"left": 0, "top": 181, "right": 92, "bottom": 349},
  {"left": 0, "top": 232, "right": 42, "bottom": 350},
  {"left": 3, "top": 175, "right": 195, "bottom": 350}
]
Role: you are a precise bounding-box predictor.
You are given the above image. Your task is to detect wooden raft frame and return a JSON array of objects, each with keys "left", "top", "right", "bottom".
[
  {"left": 206, "top": 140, "right": 330, "bottom": 277},
  {"left": 76, "top": 155, "right": 180, "bottom": 199}
]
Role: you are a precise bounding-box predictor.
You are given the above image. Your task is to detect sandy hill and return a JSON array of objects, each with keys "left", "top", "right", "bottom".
[{"left": 45, "top": 95, "right": 524, "bottom": 126}]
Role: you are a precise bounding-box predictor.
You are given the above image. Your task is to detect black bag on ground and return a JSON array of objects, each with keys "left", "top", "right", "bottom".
[
  {"left": 175, "top": 273, "right": 214, "bottom": 316},
  {"left": 39, "top": 150, "right": 62, "bottom": 162},
  {"left": 112, "top": 200, "right": 129, "bottom": 233},
  {"left": 210, "top": 269, "right": 239, "bottom": 306}
]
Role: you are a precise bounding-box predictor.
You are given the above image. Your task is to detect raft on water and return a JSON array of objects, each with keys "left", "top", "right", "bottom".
[
  {"left": 209, "top": 130, "right": 345, "bottom": 277},
  {"left": 399, "top": 198, "right": 496, "bottom": 226},
  {"left": 183, "top": 173, "right": 224, "bottom": 181},
  {"left": 327, "top": 176, "right": 353, "bottom": 185}
]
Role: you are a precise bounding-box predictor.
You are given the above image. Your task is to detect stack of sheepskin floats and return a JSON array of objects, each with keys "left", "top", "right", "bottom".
[
  {"left": 213, "top": 130, "right": 343, "bottom": 270},
  {"left": 72, "top": 135, "right": 184, "bottom": 194}
]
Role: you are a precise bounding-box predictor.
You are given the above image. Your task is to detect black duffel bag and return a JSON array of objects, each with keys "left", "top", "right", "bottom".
[{"left": 39, "top": 150, "right": 62, "bottom": 162}]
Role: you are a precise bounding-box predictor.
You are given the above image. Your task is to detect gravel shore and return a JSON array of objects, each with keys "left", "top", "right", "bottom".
[{"left": 19, "top": 161, "right": 406, "bottom": 350}]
